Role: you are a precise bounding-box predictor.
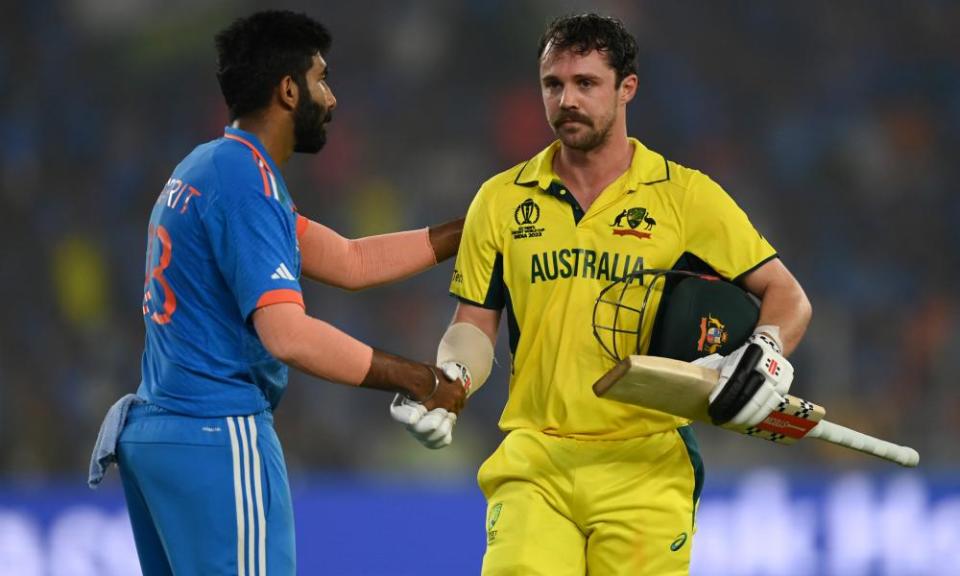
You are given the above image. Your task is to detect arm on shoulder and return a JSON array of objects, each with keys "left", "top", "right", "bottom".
[{"left": 298, "top": 216, "right": 463, "bottom": 290}]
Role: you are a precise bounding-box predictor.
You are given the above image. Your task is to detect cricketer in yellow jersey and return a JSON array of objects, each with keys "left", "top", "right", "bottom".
[{"left": 390, "top": 13, "right": 812, "bottom": 576}]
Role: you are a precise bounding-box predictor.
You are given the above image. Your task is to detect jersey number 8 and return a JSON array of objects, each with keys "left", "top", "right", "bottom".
[{"left": 143, "top": 225, "right": 177, "bottom": 325}]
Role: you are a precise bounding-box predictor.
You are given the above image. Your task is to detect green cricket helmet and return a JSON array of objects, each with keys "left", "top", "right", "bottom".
[{"left": 594, "top": 270, "right": 758, "bottom": 362}]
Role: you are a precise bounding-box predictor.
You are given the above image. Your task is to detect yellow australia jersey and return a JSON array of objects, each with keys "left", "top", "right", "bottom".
[{"left": 451, "top": 138, "right": 777, "bottom": 440}]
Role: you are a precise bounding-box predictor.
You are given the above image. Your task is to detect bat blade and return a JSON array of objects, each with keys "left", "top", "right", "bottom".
[
  {"left": 593, "top": 355, "right": 920, "bottom": 467},
  {"left": 592, "top": 356, "right": 718, "bottom": 422}
]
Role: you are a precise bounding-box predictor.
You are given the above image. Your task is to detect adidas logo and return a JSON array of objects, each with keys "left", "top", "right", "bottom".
[{"left": 271, "top": 263, "right": 296, "bottom": 281}]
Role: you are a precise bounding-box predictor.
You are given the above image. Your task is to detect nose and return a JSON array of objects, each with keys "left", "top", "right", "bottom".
[
  {"left": 327, "top": 90, "right": 337, "bottom": 112},
  {"left": 559, "top": 86, "right": 578, "bottom": 110}
]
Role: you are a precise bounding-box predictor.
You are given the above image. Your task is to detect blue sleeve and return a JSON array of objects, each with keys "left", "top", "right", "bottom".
[{"left": 203, "top": 159, "right": 303, "bottom": 321}]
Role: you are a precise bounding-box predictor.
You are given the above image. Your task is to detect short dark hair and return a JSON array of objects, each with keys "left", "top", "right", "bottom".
[
  {"left": 215, "top": 10, "right": 332, "bottom": 120},
  {"left": 537, "top": 14, "right": 638, "bottom": 86}
]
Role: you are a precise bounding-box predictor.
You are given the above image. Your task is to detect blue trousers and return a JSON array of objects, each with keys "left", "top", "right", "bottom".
[{"left": 118, "top": 404, "right": 295, "bottom": 575}]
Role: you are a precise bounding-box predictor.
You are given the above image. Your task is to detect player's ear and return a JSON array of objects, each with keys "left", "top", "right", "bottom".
[
  {"left": 278, "top": 75, "right": 298, "bottom": 112},
  {"left": 619, "top": 73, "right": 638, "bottom": 105}
]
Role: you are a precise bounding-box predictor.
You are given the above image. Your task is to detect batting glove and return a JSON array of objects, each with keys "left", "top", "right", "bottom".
[
  {"left": 389, "top": 363, "right": 467, "bottom": 449},
  {"left": 705, "top": 331, "right": 794, "bottom": 429}
]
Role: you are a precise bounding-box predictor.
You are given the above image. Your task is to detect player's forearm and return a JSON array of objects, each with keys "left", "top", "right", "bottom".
[
  {"left": 299, "top": 218, "right": 458, "bottom": 290},
  {"left": 428, "top": 217, "right": 464, "bottom": 263},
  {"left": 341, "top": 228, "right": 436, "bottom": 289},
  {"left": 260, "top": 308, "right": 374, "bottom": 385},
  {"left": 741, "top": 259, "right": 812, "bottom": 356},
  {"left": 755, "top": 280, "right": 812, "bottom": 356},
  {"left": 452, "top": 301, "right": 501, "bottom": 344},
  {"left": 255, "top": 304, "right": 437, "bottom": 398},
  {"left": 437, "top": 302, "right": 500, "bottom": 397},
  {"left": 289, "top": 328, "right": 447, "bottom": 401},
  {"left": 362, "top": 349, "right": 438, "bottom": 400}
]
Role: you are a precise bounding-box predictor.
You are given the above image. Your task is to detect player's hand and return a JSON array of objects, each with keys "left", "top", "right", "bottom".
[
  {"left": 705, "top": 332, "right": 794, "bottom": 429},
  {"left": 389, "top": 363, "right": 469, "bottom": 449},
  {"left": 422, "top": 362, "right": 468, "bottom": 413}
]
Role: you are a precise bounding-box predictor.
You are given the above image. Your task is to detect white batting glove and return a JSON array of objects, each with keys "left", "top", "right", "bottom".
[
  {"left": 410, "top": 408, "right": 457, "bottom": 449},
  {"left": 706, "top": 331, "right": 794, "bottom": 429},
  {"left": 691, "top": 353, "right": 725, "bottom": 371},
  {"left": 389, "top": 395, "right": 427, "bottom": 426},
  {"left": 388, "top": 363, "right": 467, "bottom": 449}
]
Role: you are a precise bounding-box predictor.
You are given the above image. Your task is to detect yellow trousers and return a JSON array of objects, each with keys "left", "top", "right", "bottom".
[{"left": 478, "top": 426, "right": 703, "bottom": 576}]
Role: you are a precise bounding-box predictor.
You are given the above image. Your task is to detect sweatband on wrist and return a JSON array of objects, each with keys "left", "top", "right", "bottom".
[{"left": 436, "top": 322, "right": 494, "bottom": 397}]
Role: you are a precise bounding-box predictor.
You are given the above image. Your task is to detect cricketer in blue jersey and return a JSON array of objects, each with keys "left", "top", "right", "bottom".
[
  {"left": 139, "top": 126, "right": 302, "bottom": 416},
  {"left": 89, "top": 10, "right": 468, "bottom": 576}
]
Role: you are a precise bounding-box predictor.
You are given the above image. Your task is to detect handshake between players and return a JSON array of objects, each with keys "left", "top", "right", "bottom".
[
  {"left": 391, "top": 321, "right": 796, "bottom": 450},
  {"left": 390, "top": 320, "right": 495, "bottom": 448}
]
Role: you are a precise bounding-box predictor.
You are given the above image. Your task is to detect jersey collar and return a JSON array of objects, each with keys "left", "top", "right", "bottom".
[
  {"left": 223, "top": 126, "right": 283, "bottom": 177},
  {"left": 514, "top": 137, "right": 671, "bottom": 193}
]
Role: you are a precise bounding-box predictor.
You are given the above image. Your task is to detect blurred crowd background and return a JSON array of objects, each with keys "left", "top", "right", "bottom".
[{"left": 1, "top": 0, "right": 958, "bottom": 482}]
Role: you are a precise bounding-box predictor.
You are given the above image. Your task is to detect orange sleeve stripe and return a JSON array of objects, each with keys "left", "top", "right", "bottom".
[
  {"left": 296, "top": 214, "right": 310, "bottom": 239},
  {"left": 254, "top": 152, "right": 272, "bottom": 197},
  {"left": 256, "top": 289, "right": 304, "bottom": 309},
  {"left": 224, "top": 133, "right": 265, "bottom": 163},
  {"left": 224, "top": 133, "right": 273, "bottom": 197}
]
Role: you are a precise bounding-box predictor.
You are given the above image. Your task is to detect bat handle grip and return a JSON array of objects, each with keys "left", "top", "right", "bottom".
[{"left": 808, "top": 420, "right": 919, "bottom": 467}]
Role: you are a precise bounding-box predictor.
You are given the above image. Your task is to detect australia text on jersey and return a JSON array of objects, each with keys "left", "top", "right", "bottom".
[{"left": 531, "top": 249, "right": 644, "bottom": 285}]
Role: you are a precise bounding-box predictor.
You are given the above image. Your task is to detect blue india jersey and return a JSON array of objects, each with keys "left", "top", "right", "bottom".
[{"left": 138, "top": 126, "right": 304, "bottom": 416}]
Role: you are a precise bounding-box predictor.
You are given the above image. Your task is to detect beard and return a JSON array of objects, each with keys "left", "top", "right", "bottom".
[
  {"left": 551, "top": 109, "right": 615, "bottom": 152},
  {"left": 293, "top": 82, "right": 332, "bottom": 154}
]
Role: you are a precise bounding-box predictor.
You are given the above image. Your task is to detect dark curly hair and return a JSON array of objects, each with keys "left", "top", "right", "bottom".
[
  {"left": 537, "top": 14, "right": 638, "bottom": 87},
  {"left": 215, "top": 10, "right": 332, "bottom": 120}
]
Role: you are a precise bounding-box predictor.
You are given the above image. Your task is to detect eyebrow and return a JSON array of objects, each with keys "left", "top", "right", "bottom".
[{"left": 541, "top": 73, "right": 602, "bottom": 83}]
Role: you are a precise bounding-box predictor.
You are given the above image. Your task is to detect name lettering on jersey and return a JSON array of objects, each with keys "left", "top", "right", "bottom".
[
  {"left": 531, "top": 249, "right": 644, "bottom": 284},
  {"left": 158, "top": 178, "right": 202, "bottom": 215},
  {"left": 611, "top": 206, "right": 656, "bottom": 239},
  {"left": 512, "top": 199, "right": 546, "bottom": 240}
]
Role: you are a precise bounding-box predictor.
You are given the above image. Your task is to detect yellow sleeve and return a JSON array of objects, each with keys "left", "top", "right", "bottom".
[
  {"left": 683, "top": 171, "right": 777, "bottom": 281},
  {"left": 450, "top": 185, "right": 505, "bottom": 309}
]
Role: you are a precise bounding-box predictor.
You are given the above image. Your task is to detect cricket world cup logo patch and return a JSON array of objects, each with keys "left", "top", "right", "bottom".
[
  {"left": 611, "top": 206, "right": 656, "bottom": 239},
  {"left": 512, "top": 199, "right": 545, "bottom": 240},
  {"left": 515, "top": 198, "right": 540, "bottom": 225},
  {"left": 697, "top": 314, "right": 728, "bottom": 354}
]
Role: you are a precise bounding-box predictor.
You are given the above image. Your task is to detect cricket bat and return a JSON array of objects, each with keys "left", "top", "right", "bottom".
[{"left": 593, "top": 356, "right": 919, "bottom": 467}]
